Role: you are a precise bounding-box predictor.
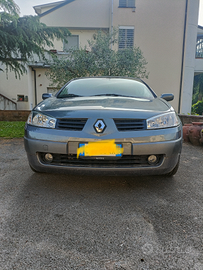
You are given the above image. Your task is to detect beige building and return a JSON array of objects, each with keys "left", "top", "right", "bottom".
[{"left": 0, "top": 0, "right": 202, "bottom": 113}]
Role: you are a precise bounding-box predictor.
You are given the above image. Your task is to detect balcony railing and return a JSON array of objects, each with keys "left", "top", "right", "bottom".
[{"left": 196, "top": 36, "right": 203, "bottom": 58}]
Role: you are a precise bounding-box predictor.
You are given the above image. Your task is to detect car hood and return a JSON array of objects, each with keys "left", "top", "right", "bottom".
[{"left": 35, "top": 96, "right": 172, "bottom": 119}]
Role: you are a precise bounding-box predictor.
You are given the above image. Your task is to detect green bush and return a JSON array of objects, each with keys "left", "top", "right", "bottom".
[
  {"left": 192, "top": 100, "right": 203, "bottom": 115},
  {"left": 192, "top": 89, "right": 200, "bottom": 105}
]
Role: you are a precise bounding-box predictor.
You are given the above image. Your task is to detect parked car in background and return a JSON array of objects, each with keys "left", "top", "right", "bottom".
[{"left": 24, "top": 77, "right": 182, "bottom": 176}]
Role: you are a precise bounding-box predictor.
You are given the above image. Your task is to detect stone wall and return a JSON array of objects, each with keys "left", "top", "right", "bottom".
[
  {"left": 178, "top": 114, "right": 203, "bottom": 125},
  {"left": 0, "top": 110, "right": 30, "bottom": 121}
]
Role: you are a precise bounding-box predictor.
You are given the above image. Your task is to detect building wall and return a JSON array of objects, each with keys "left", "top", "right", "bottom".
[
  {"left": 40, "top": 0, "right": 110, "bottom": 29},
  {"left": 53, "top": 29, "right": 99, "bottom": 51},
  {"left": 0, "top": 66, "right": 53, "bottom": 110},
  {"left": 180, "top": 0, "right": 199, "bottom": 113},
  {"left": 35, "top": 2, "right": 63, "bottom": 14},
  {"left": 112, "top": 0, "right": 186, "bottom": 110},
  {"left": 0, "top": 67, "right": 30, "bottom": 110},
  {"left": 31, "top": 67, "right": 53, "bottom": 105},
  {"left": 40, "top": 0, "right": 191, "bottom": 111}
]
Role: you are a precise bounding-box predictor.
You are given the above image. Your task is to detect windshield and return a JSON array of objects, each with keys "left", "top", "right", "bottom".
[{"left": 57, "top": 78, "right": 155, "bottom": 99}]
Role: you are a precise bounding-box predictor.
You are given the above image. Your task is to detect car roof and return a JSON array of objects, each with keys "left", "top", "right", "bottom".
[{"left": 70, "top": 76, "right": 142, "bottom": 82}]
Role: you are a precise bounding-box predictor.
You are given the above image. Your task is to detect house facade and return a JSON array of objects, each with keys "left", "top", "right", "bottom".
[{"left": 0, "top": 0, "right": 201, "bottom": 113}]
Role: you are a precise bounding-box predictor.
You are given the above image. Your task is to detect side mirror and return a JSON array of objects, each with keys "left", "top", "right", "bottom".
[
  {"left": 160, "top": 93, "right": 174, "bottom": 102},
  {"left": 42, "top": 93, "right": 53, "bottom": 100}
]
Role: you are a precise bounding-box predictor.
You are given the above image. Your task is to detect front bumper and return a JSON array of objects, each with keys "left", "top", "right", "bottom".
[{"left": 24, "top": 124, "right": 182, "bottom": 175}]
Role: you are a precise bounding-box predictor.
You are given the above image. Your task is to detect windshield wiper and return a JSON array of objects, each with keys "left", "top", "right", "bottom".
[
  {"left": 93, "top": 94, "right": 135, "bottom": 98},
  {"left": 93, "top": 94, "right": 126, "bottom": 97},
  {"left": 58, "top": 94, "right": 82, "bottom": 98}
]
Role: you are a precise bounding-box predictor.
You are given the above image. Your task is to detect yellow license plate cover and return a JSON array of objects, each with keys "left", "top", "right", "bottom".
[{"left": 77, "top": 140, "right": 123, "bottom": 158}]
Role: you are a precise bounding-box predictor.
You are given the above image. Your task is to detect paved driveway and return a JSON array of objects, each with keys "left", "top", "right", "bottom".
[{"left": 0, "top": 139, "right": 203, "bottom": 270}]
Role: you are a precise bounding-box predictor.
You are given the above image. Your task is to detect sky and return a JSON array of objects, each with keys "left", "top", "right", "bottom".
[{"left": 15, "top": 0, "right": 203, "bottom": 27}]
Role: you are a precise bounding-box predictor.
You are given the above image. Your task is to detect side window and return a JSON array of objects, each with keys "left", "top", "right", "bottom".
[
  {"left": 64, "top": 35, "right": 79, "bottom": 51},
  {"left": 119, "top": 0, "right": 135, "bottom": 8},
  {"left": 118, "top": 27, "right": 134, "bottom": 49}
]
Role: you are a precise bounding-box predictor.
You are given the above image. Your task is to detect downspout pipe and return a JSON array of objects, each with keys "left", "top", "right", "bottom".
[
  {"left": 178, "top": 0, "right": 188, "bottom": 113},
  {"left": 32, "top": 67, "right": 37, "bottom": 106},
  {"left": 110, "top": 0, "right": 114, "bottom": 49}
]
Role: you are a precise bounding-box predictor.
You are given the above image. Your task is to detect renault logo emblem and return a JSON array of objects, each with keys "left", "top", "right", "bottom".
[{"left": 94, "top": 119, "right": 106, "bottom": 133}]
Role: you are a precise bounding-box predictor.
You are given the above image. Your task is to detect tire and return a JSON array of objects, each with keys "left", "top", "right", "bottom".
[{"left": 165, "top": 157, "right": 180, "bottom": 177}]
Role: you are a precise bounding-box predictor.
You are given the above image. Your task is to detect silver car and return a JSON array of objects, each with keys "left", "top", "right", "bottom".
[{"left": 24, "top": 77, "right": 182, "bottom": 176}]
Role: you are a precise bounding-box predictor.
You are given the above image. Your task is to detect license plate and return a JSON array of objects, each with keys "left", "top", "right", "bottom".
[{"left": 77, "top": 140, "right": 123, "bottom": 158}]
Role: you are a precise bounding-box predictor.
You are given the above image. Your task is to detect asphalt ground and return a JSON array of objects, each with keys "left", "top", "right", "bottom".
[{"left": 0, "top": 138, "right": 203, "bottom": 270}]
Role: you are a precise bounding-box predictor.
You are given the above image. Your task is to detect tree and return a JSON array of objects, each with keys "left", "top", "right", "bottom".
[
  {"left": 47, "top": 30, "right": 149, "bottom": 88},
  {"left": 0, "top": 0, "right": 70, "bottom": 77}
]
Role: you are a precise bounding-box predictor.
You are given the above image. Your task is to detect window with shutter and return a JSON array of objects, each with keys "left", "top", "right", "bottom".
[
  {"left": 119, "top": 0, "right": 135, "bottom": 8},
  {"left": 63, "top": 35, "right": 79, "bottom": 51},
  {"left": 118, "top": 27, "right": 134, "bottom": 49}
]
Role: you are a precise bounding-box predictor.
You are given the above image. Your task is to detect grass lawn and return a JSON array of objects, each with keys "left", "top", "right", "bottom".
[{"left": 0, "top": 121, "right": 25, "bottom": 138}]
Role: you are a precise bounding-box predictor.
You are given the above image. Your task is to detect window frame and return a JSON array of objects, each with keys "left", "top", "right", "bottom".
[
  {"left": 63, "top": 35, "right": 79, "bottom": 51},
  {"left": 118, "top": 26, "right": 134, "bottom": 50},
  {"left": 118, "top": 0, "right": 136, "bottom": 8},
  {"left": 196, "top": 35, "right": 203, "bottom": 58}
]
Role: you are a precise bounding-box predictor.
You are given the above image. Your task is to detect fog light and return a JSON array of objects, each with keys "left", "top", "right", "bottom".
[
  {"left": 148, "top": 155, "right": 157, "bottom": 165},
  {"left": 45, "top": 153, "right": 53, "bottom": 163}
]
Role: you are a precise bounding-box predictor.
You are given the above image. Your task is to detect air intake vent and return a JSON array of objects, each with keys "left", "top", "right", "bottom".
[
  {"left": 114, "top": 119, "right": 146, "bottom": 131},
  {"left": 39, "top": 153, "right": 163, "bottom": 168},
  {"left": 56, "top": 118, "right": 87, "bottom": 131}
]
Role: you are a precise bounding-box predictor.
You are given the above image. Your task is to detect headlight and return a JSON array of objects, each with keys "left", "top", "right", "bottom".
[
  {"left": 147, "top": 112, "right": 180, "bottom": 129},
  {"left": 27, "top": 112, "right": 56, "bottom": 128}
]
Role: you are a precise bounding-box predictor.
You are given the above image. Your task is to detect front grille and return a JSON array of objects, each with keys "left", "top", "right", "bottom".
[
  {"left": 56, "top": 118, "right": 87, "bottom": 131},
  {"left": 114, "top": 119, "right": 146, "bottom": 131},
  {"left": 39, "top": 153, "right": 163, "bottom": 168}
]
